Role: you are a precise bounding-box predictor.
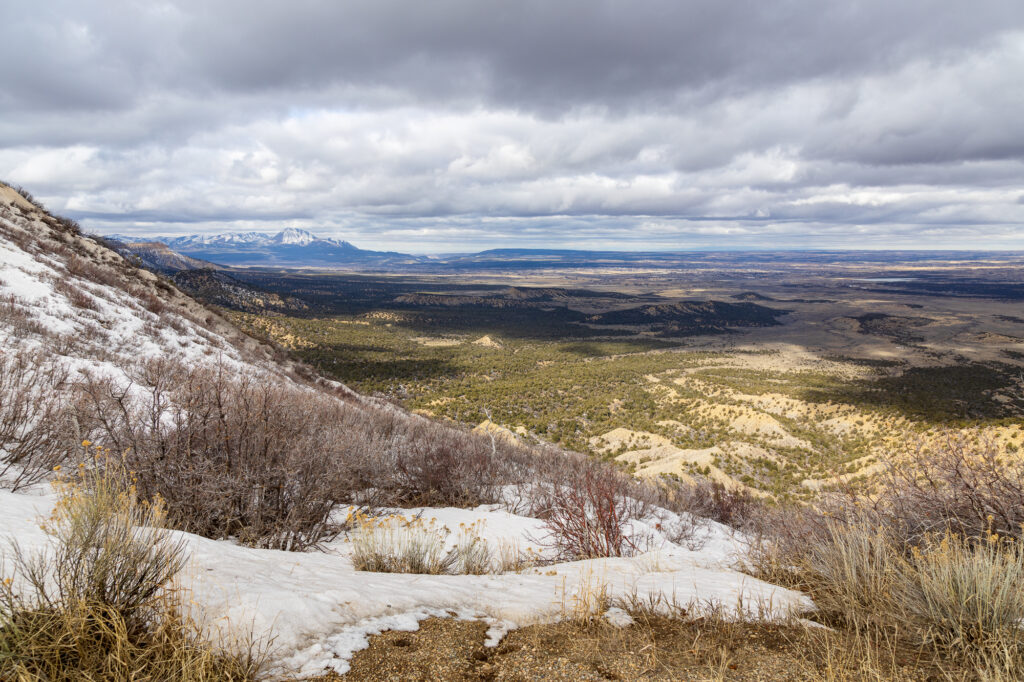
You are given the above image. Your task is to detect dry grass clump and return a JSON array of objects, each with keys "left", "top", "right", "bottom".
[
  {"left": 348, "top": 513, "right": 524, "bottom": 575},
  {"left": 349, "top": 513, "right": 456, "bottom": 575},
  {"left": 451, "top": 520, "right": 495, "bottom": 575},
  {"left": 559, "top": 566, "right": 612, "bottom": 625},
  {"left": 0, "top": 460, "right": 261, "bottom": 680},
  {"left": 901, "top": 532, "right": 1024, "bottom": 668},
  {"left": 785, "top": 520, "right": 1024, "bottom": 677},
  {"left": 753, "top": 434, "right": 1024, "bottom": 678}
]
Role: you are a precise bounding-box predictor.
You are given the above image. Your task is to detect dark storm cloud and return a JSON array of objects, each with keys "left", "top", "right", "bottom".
[
  {"left": 191, "top": 1, "right": 1018, "bottom": 109},
  {"left": 6, "top": 1, "right": 1022, "bottom": 113},
  {"left": 0, "top": 0, "right": 1023, "bottom": 249}
]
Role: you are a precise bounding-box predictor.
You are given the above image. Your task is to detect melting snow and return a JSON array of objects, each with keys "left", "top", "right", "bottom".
[{"left": 0, "top": 490, "right": 811, "bottom": 677}]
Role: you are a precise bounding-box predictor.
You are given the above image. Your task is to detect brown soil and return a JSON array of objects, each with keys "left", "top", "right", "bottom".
[{"left": 297, "top": 616, "right": 940, "bottom": 681}]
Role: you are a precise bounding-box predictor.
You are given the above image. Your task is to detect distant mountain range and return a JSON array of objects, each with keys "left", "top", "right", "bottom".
[
  {"left": 105, "top": 228, "right": 423, "bottom": 268},
  {"left": 105, "top": 230, "right": 1009, "bottom": 272}
]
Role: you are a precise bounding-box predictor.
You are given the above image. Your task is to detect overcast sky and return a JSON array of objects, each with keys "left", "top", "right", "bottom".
[{"left": 1, "top": 1, "right": 1023, "bottom": 252}]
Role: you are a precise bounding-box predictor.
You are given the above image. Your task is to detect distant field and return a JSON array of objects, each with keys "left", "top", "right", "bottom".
[{"left": 225, "top": 261, "right": 1024, "bottom": 500}]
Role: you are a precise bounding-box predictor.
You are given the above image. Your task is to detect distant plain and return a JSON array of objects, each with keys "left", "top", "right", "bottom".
[{"left": 222, "top": 252, "right": 1024, "bottom": 500}]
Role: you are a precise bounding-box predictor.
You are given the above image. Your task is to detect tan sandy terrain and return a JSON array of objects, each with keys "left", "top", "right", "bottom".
[
  {"left": 473, "top": 334, "right": 503, "bottom": 348},
  {"left": 411, "top": 336, "right": 464, "bottom": 347}
]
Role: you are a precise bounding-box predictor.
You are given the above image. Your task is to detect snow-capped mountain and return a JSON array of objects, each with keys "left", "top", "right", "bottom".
[
  {"left": 105, "top": 228, "right": 419, "bottom": 268},
  {"left": 269, "top": 227, "right": 319, "bottom": 246}
]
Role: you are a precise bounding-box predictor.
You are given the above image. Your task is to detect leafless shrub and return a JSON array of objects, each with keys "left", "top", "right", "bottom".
[
  {"left": 73, "top": 358, "right": 350, "bottom": 550},
  {"left": 8, "top": 184, "right": 44, "bottom": 210},
  {"left": 660, "top": 478, "right": 764, "bottom": 533},
  {"left": 0, "top": 351, "right": 76, "bottom": 490},
  {"left": 0, "top": 294, "right": 47, "bottom": 339},
  {"left": 141, "top": 291, "right": 165, "bottom": 315},
  {"left": 531, "top": 458, "right": 653, "bottom": 560},
  {"left": 44, "top": 334, "right": 74, "bottom": 356},
  {"left": 874, "top": 432, "right": 1024, "bottom": 545},
  {"left": 158, "top": 309, "right": 188, "bottom": 336},
  {"left": 327, "top": 407, "right": 522, "bottom": 509},
  {"left": 0, "top": 223, "right": 33, "bottom": 252},
  {"left": 389, "top": 421, "right": 503, "bottom": 506},
  {"left": 64, "top": 254, "right": 124, "bottom": 292},
  {"left": 53, "top": 277, "right": 97, "bottom": 311},
  {"left": 37, "top": 211, "right": 83, "bottom": 236},
  {"left": 754, "top": 432, "right": 1024, "bottom": 580}
]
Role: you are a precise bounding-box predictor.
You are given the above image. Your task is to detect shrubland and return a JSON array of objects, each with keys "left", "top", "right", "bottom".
[
  {"left": 0, "top": 460, "right": 261, "bottom": 680},
  {"left": 3, "top": 347, "right": 693, "bottom": 557},
  {"left": 749, "top": 432, "right": 1024, "bottom": 679},
  {"left": 0, "top": 351, "right": 77, "bottom": 490},
  {"left": 228, "top": 306, "right": 1024, "bottom": 502}
]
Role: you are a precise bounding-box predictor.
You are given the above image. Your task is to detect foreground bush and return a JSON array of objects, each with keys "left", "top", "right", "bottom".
[
  {"left": 900, "top": 531, "right": 1024, "bottom": 661},
  {"left": 752, "top": 433, "right": 1024, "bottom": 677},
  {"left": 792, "top": 520, "right": 1024, "bottom": 675},
  {"left": 337, "top": 413, "right": 510, "bottom": 509},
  {"left": 0, "top": 350, "right": 75, "bottom": 490},
  {"left": 877, "top": 432, "right": 1024, "bottom": 544},
  {"left": 75, "top": 359, "right": 350, "bottom": 550},
  {"left": 534, "top": 464, "right": 651, "bottom": 560},
  {"left": 0, "top": 463, "right": 261, "bottom": 680},
  {"left": 65, "top": 356, "right": 735, "bottom": 558},
  {"left": 73, "top": 357, "right": 538, "bottom": 549}
]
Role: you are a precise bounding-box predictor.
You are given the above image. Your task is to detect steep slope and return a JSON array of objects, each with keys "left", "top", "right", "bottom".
[
  {"left": 112, "top": 239, "right": 217, "bottom": 274},
  {"left": 0, "top": 183, "right": 365, "bottom": 407},
  {"left": 171, "top": 268, "right": 310, "bottom": 314},
  {"left": 105, "top": 237, "right": 311, "bottom": 314}
]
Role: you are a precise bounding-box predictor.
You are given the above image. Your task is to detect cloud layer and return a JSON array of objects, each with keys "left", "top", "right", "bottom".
[{"left": 1, "top": 0, "right": 1023, "bottom": 251}]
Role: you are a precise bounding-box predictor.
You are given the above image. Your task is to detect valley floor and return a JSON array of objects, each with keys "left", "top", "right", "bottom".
[{"left": 227, "top": 265, "right": 1024, "bottom": 501}]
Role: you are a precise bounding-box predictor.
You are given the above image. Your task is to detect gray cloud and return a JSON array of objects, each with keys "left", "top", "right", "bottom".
[{"left": 1, "top": 0, "right": 1023, "bottom": 250}]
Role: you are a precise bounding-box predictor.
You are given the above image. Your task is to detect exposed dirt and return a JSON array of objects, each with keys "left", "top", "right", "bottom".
[
  {"left": 473, "top": 335, "right": 503, "bottom": 349},
  {"left": 301, "top": 615, "right": 944, "bottom": 681}
]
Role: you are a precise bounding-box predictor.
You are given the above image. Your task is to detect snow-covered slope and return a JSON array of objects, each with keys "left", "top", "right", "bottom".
[
  {"left": 0, "top": 183, "right": 359, "bottom": 396},
  {"left": 0, "top": 487, "right": 810, "bottom": 677},
  {"left": 1, "top": 185, "right": 243, "bottom": 370}
]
